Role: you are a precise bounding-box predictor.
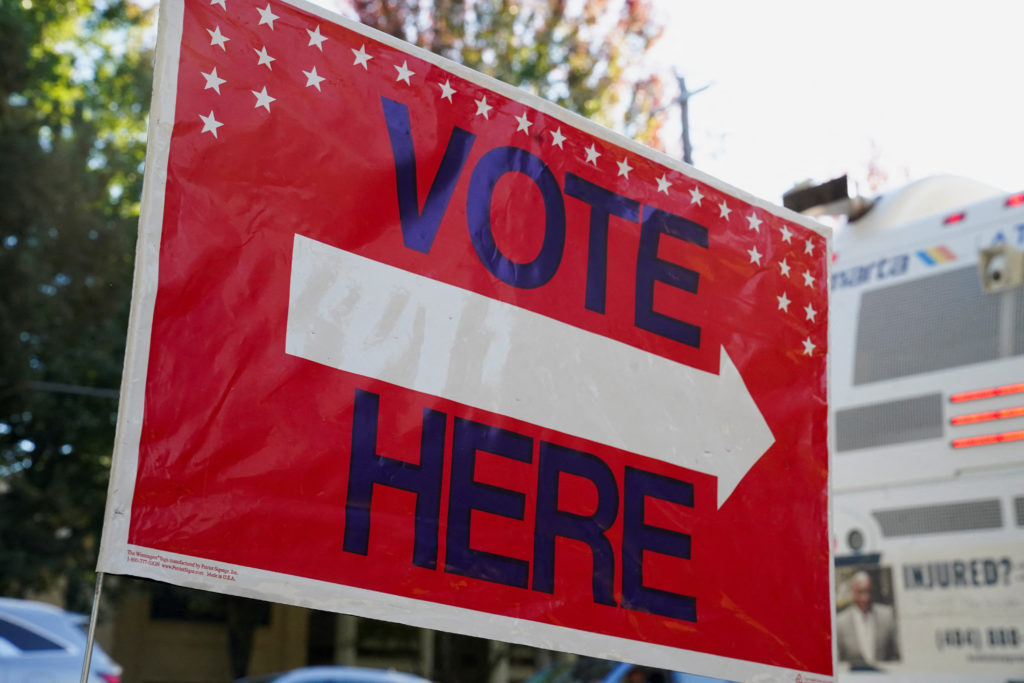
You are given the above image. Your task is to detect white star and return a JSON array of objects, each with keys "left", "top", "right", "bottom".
[
  {"left": 254, "top": 46, "right": 275, "bottom": 69},
  {"left": 251, "top": 86, "right": 276, "bottom": 111},
  {"left": 584, "top": 144, "right": 600, "bottom": 165},
  {"left": 210, "top": 0, "right": 226, "bottom": 9},
  {"left": 550, "top": 127, "right": 566, "bottom": 149},
  {"left": 352, "top": 44, "right": 372, "bottom": 69},
  {"left": 804, "top": 237, "right": 815, "bottom": 255},
  {"left": 748, "top": 246, "right": 763, "bottom": 265},
  {"left": 474, "top": 96, "right": 492, "bottom": 119},
  {"left": 256, "top": 4, "right": 278, "bottom": 29},
  {"left": 780, "top": 225, "right": 793, "bottom": 243},
  {"left": 802, "top": 270, "right": 815, "bottom": 288},
  {"left": 303, "top": 66, "right": 325, "bottom": 91},
  {"left": 777, "top": 292, "right": 791, "bottom": 312},
  {"left": 515, "top": 112, "right": 533, "bottom": 133},
  {"left": 201, "top": 67, "right": 226, "bottom": 94},
  {"left": 779, "top": 258, "right": 791, "bottom": 278},
  {"left": 199, "top": 110, "right": 222, "bottom": 138},
  {"left": 438, "top": 80, "right": 455, "bottom": 101},
  {"left": 207, "top": 26, "right": 229, "bottom": 50},
  {"left": 747, "top": 213, "right": 762, "bottom": 232},
  {"left": 689, "top": 186, "right": 704, "bottom": 205},
  {"left": 718, "top": 201, "right": 732, "bottom": 220},
  {"left": 616, "top": 157, "right": 633, "bottom": 178},
  {"left": 394, "top": 61, "right": 414, "bottom": 84},
  {"left": 804, "top": 303, "right": 817, "bottom": 322},
  {"left": 802, "top": 337, "right": 816, "bottom": 356},
  {"left": 656, "top": 175, "right": 671, "bottom": 194},
  {"left": 307, "top": 25, "right": 327, "bottom": 50}
]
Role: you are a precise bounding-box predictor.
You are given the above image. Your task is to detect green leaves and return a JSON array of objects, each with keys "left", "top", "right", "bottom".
[
  {"left": 0, "top": 0, "right": 666, "bottom": 612},
  {"left": 0, "top": 0, "right": 152, "bottom": 610},
  {"left": 353, "top": 0, "right": 667, "bottom": 149}
]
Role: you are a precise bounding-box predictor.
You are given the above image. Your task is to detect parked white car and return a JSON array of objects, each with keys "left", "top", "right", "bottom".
[{"left": 0, "top": 597, "right": 122, "bottom": 683}]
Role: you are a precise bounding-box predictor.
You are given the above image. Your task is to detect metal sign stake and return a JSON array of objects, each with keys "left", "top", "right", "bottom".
[{"left": 79, "top": 571, "right": 106, "bottom": 683}]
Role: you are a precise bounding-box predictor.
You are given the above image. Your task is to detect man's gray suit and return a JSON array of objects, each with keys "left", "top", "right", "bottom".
[{"left": 836, "top": 602, "right": 900, "bottom": 666}]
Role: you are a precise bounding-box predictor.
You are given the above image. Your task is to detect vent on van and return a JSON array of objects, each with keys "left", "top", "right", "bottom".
[
  {"left": 835, "top": 394, "right": 943, "bottom": 452},
  {"left": 872, "top": 499, "right": 1003, "bottom": 537},
  {"left": 1015, "top": 496, "right": 1024, "bottom": 527},
  {"left": 853, "top": 266, "right": 1023, "bottom": 385}
]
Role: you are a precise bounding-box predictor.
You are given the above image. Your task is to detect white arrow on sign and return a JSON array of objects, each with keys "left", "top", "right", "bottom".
[{"left": 285, "top": 234, "right": 774, "bottom": 509}]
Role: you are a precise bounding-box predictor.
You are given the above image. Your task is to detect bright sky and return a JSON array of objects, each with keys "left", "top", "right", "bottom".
[
  {"left": 309, "top": 0, "right": 1024, "bottom": 205},
  {"left": 653, "top": 0, "right": 1024, "bottom": 203}
]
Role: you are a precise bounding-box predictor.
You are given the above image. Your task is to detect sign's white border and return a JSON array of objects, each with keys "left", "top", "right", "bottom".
[
  {"left": 98, "top": 1, "right": 836, "bottom": 681},
  {"left": 97, "top": 0, "right": 184, "bottom": 572}
]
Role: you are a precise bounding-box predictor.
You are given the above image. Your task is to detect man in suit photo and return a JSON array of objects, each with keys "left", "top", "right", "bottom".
[{"left": 836, "top": 570, "right": 900, "bottom": 668}]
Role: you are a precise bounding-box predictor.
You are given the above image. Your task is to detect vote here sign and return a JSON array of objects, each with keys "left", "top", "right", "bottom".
[{"left": 97, "top": 1, "right": 834, "bottom": 681}]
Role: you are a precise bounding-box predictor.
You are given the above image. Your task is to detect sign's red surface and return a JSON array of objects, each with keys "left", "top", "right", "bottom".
[{"left": 99, "top": 1, "right": 833, "bottom": 679}]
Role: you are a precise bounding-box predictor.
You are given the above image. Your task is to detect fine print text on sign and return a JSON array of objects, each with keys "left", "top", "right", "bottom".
[{"left": 98, "top": 1, "right": 833, "bottom": 681}]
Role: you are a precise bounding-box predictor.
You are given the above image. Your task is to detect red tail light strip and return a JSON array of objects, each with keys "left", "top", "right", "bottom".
[
  {"left": 952, "top": 429, "right": 1024, "bottom": 449},
  {"left": 951, "top": 405, "right": 1024, "bottom": 426},
  {"left": 950, "top": 382, "right": 1024, "bottom": 403}
]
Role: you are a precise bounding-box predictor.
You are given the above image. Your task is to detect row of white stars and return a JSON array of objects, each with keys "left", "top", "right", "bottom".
[
  {"left": 745, "top": 247, "right": 818, "bottom": 285},
  {"left": 199, "top": 9, "right": 826, "bottom": 266},
  {"left": 688, "top": 186, "right": 820, "bottom": 251},
  {"left": 200, "top": 4, "right": 824, "bottom": 358},
  {"left": 205, "top": 21, "right": 327, "bottom": 52},
  {"left": 199, "top": 43, "right": 684, "bottom": 197},
  {"left": 207, "top": 1, "right": 307, "bottom": 38},
  {"left": 202, "top": 4, "right": 827, "bottom": 357},
  {"left": 199, "top": 4, "right": 328, "bottom": 140},
  {"left": 348, "top": 43, "right": 679, "bottom": 188},
  {"left": 698, "top": 177, "right": 824, "bottom": 356},
  {"left": 202, "top": 25, "right": 672, "bottom": 188},
  {"left": 205, "top": 1, "right": 826, "bottom": 257}
]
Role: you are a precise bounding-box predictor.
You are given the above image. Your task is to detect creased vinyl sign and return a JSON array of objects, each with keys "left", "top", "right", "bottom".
[{"left": 97, "top": 1, "right": 833, "bottom": 681}]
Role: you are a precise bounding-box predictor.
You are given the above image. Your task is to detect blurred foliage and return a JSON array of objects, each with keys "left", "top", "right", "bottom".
[
  {"left": 0, "top": 0, "right": 153, "bottom": 611},
  {"left": 351, "top": 0, "right": 669, "bottom": 148},
  {"left": 0, "top": 0, "right": 666, "bottom": 632}
]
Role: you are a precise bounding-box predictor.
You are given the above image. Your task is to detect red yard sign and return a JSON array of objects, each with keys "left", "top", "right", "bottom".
[{"left": 98, "top": 1, "right": 834, "bottom": 680}]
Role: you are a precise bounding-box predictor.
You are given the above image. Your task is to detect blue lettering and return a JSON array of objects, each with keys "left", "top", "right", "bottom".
[
  {"left": 381, "top": 97, "right": 476, "bottom": 253},
  {"left": 465, "top": 147, "right": 566, "bottom": 288},
  {"left": 635, "top": 207, "right": 707, "bottom": 348},
  {"left": 564, "top": 174, "right": 640, "bottom": 313},
  {"left": 381, "top": 106, "right": 718, "bottom": 347},
  {"left": 891, "top": 253, "right": 909, "bottom": 277},
  {"left": 833, "top": 253, "right": 910, "bottom": 290},
  {"left": 446, "top": 417, "right": 533, "bottom": 588},
  {"left": 533, "top": 442, "right": 618, "bottom": 606},
  {"left": 621, "top": 467, "right": 696, "bottom": 622},
  {"left": 344, "top": 389, "right": 702, "bottom": 622},
  {"left": 343, "top": 389, "right": 445, "bottom": 568}
]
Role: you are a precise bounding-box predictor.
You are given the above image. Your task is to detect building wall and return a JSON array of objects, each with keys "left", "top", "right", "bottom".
[
  {"left": 106, "top": 581, "right": 541, "bottom": 683},
  {"left": 110, "top": 588, "right": 308, "bottom": 683}
]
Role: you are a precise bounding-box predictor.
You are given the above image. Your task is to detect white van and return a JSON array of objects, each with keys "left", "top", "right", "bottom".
[{"left": 805, "top": 176, "right": 1024, "bottom": 681}]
